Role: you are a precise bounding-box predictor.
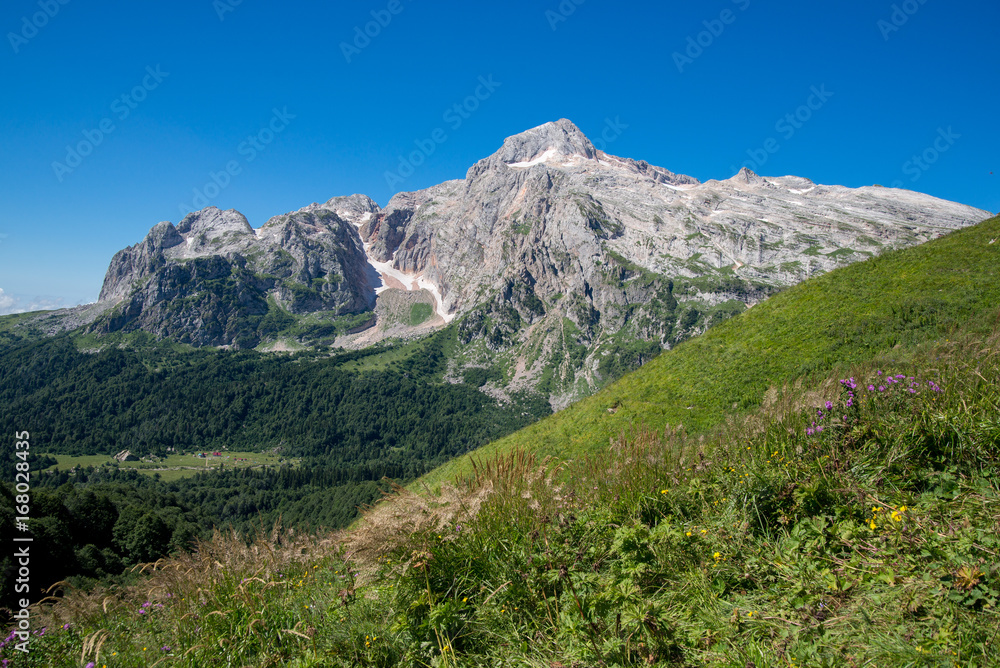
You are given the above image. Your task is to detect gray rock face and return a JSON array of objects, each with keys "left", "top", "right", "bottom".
[
  {"left": 92, "top": 200, "right": 378, "bottom": 348},
  {"left": 60, "top": 118, "right": 991, "bottom": 399},
  {"left": 353, "top": 119, "right": 990, "bottom": 405}
]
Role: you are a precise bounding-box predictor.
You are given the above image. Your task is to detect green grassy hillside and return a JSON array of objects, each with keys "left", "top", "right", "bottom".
[
  {"left": 421, "top": 216, "right": 1000, "bottom": 487},
  {"left": 9, "top": 216, "right": 1000, "bottom": 666}
]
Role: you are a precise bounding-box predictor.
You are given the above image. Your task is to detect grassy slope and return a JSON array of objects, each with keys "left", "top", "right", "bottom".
[
  {"left": 14, "top": 216, "right": 1000, "bottom": 667},
  {"left": 421, "top": 216, "right": 1000, "bottom": 487}
]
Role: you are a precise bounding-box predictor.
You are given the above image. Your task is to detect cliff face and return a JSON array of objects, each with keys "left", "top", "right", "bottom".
[
  {"left": 91, "top": 198, "right": 379, "bottom": 348},
  {"left": 346, "top": 119, "right": 990, "bottom": 405},
  {"left": 78, "top": 119, "right": 990, "bottom": 400}
]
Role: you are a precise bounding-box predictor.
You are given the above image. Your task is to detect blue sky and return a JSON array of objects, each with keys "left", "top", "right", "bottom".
[{"left": 1, "top": 0, "right": 997, "bottom": 312}]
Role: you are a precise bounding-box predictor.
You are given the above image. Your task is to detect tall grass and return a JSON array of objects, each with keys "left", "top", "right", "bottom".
[
  {"left": 6, "top": 217, "right": 999, "bottom": 666},
  {"left": 420, "top": 216, "right": 1000, "bottom": 487},
  {"left": 9, "top": 326, "right": 999, "bottom": 666}
]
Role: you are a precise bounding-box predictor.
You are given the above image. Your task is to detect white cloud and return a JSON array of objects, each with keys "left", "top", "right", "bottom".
[
  {"left": 0, "top": 288, "right": 15, "bottom": 313},
  {"left": 0, "top": 289, "right": 78, "bottom": 316}
]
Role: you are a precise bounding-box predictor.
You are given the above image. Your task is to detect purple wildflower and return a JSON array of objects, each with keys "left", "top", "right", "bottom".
[
  {"left": 806, "top": 428, "right": 814, "bottom": 436},
  {"left": 86, "top": 663, "right": 95, "bottom": 668},
  {"left": 868, "top": 385, "right": 875, "bottom": 392},
  {"left": 62, "top": 623, "right": 70, "bottom": 630},
  {"left": 825, "top": 401, "right": 833, "bottom": 410},
  {"left": 162, "top": 645, "right": 172, "bottom": 652},
  {"left": 877, "top": 370, "right": 882, "bottom": 376},
  {"left": 138, "top": 609, "right": 147, "bottom": 615},
  {"left": 878, "top": 386, "right": 886, "bottom": 392}
]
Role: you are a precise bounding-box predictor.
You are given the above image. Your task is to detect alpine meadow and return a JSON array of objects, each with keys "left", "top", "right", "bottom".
[{"left": 2, "top": 1, "right": 999, "bottom": 666}]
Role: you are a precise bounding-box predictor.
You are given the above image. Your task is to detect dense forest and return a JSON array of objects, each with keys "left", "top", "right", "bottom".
[
  {"left": 0, "top": 329, "right": 547, "bottom": 465},
  {"left": 0, "top": 327, "right": 551, "bottom": 609}
]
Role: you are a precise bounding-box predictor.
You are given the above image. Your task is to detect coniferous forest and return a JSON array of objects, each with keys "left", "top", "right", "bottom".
[{"left": 0, "top": 326, "right": 551, "bottom": 608}]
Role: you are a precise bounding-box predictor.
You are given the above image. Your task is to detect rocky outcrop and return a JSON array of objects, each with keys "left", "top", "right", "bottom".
[
  {"left": 90, "top": 199, "right": 378, "bottom": 348},
  {"left": 351, "top": 119, "right": 991, "bottom": 405},
  {"left": 40, "top": 119, "right": 991, "bottom": 400}
]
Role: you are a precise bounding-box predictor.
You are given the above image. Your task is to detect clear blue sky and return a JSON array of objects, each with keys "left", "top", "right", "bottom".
[{"left": 1, "top": 0, "right": 997, "bottom": 312}]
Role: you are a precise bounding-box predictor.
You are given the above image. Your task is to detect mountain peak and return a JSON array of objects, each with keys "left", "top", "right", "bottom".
[
  {"left": 733, "top": 167, "right": 763, "bottom": 184},
  {"left": 176, "top": 207, "right": 253, "bottom": 237},
  {"left": 495, "top": 118, "right": 597, "bottom": 165}
]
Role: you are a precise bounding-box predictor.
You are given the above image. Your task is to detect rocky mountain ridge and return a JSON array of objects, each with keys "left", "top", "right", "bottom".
[
  {"left": 90, "top": 197, "right": 380, "bottom": 347},
  {"left": 21, "top": 119, "right": 992, "bottom": 403}
]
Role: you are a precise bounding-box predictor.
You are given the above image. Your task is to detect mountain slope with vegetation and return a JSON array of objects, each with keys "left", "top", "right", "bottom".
[
  {"left": 12, "top": 121, "right": 989, "bottom": 408},
  {"left": 3, "top": 221, "right": 998, "bottom": 667},
  {"left": 421, "top": 214, "right": 1000, "bottom": 487},
  {"left": 0, "top": 219, "right": 1000, "bottom": 668},
  {"left": 0, "top": 328, "right": 551, "bottom": 611}
]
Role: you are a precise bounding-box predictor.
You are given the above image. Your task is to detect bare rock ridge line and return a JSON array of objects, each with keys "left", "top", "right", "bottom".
[{"left": 29, "top": 119, "right": 992, "bottom": 399}]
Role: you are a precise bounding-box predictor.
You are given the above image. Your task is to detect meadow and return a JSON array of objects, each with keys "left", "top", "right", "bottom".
[
  {"left": 2, "top": 217, "right": 998, "bottom": 666},
  {"left": 41, "top": 450, "right": 293, "bottom": 482}
]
